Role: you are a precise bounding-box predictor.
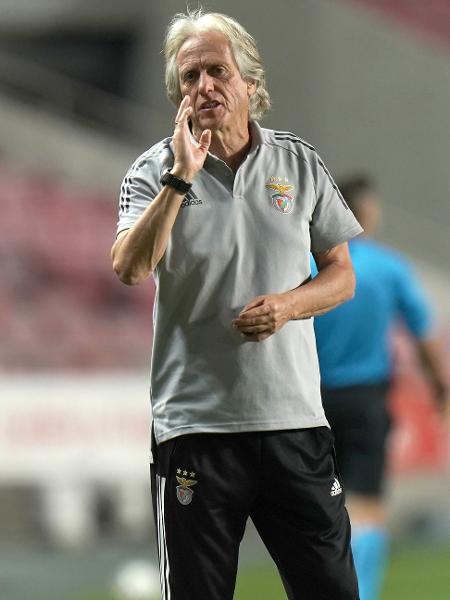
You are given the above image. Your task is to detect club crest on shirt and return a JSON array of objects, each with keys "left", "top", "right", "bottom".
[
  {"left": 266, "top": 177, "right": 295, "bottom": 214},
  {"left": 175, "top": 468, "right": 198, "bottom": 505}
]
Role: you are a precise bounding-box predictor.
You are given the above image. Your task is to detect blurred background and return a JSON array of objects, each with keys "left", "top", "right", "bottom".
[{"left": 0, "top": 0, "right": 449, "bottom": 599}]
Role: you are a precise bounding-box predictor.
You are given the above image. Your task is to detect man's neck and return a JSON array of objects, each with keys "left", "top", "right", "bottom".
[{"left": 194, "top": 123, "right": 252, "bottom": 172}]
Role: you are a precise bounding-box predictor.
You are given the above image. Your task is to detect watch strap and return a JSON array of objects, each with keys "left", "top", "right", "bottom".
[{"left": 160, "top": 170, "right": 192, "bottom": 194}]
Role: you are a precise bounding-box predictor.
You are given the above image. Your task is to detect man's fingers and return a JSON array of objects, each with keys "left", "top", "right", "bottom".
[
  {"left": 198, "top": 129, "right": 211, "bottom": 151},
  {"left": 175, "top": 106, "right": 192, "bottom": 129},
  {"left": 233, "top": 314, "right": 267, "bottom": 328},
  {"left": 240, "top": 297, "right": 265, "bottom": 314},
  {"left": 237, "top": 324, "right": 269, "bottom": 334},
  {"left": 175, "top": 96, "right": 190, "bottom": 122},
  {"left": 238, "top": 305, "right": 269, "bottom": 320}
]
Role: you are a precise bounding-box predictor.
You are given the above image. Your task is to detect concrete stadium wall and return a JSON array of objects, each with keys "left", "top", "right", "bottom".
[{"left": 0, "top": 94, "right": 139, "bottom": 192}]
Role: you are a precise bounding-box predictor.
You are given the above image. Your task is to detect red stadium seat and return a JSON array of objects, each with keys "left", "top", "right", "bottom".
[{"left": 0, "top": 163, "right": 153, "bottom": 370}]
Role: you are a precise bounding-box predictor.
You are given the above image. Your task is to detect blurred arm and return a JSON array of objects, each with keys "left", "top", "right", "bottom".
[
  {"left": 395, "top": 259, "right": 449, "bottom": 414},
  {"left": 416, "top": 336, "right": 450, "bottom": 414}
]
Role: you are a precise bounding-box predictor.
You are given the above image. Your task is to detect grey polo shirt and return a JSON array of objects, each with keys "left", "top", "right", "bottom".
[{"left": 117, "top": 122, "right": 363, "bottom": 444}]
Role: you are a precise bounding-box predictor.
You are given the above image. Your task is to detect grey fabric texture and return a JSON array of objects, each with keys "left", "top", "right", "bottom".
[{"left": 117, "top": 123, "right": 363, "bottom": 443}]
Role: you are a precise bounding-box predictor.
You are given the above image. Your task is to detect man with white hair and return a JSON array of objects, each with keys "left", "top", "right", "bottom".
[{"left": 112, "top": 9, "right": 362, "bottom": 600}]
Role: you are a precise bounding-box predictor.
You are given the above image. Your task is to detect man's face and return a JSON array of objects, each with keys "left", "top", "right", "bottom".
[{"left": 176, "top": 31, "right": 255, "bottom": 134}]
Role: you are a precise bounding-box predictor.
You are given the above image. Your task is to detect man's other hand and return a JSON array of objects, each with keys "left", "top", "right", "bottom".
[{"left": 232, "top": 294, "right": 293, "bottom": 342}]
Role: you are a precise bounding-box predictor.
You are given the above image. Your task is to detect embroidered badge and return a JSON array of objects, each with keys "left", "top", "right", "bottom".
[
  {"left": 175, "top": 468, "right": 198, "bottom": 505},
  {"left": 266, "top": 178, "right": 295, "bottom": 214}
]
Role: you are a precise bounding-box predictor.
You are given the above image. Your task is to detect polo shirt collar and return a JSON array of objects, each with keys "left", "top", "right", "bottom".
[
  {"left": 186, "top": 120, "right": 265, "bottom": 152},
  {"left": 248, "top": 120, "right": 264, "bottom": 150},
  {"left": 168, "top": 121, "right": 265, "bottom": 175}
]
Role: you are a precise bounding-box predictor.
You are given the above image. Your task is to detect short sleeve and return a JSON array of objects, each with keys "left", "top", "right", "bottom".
[
  {"left": 309, "top": 153, "right": 363, "bottom": 252},
  {"left": 116, "top": 157, "right": 163, "bottom": 235},
  {"left": 117, "top": 138, "right": 173, "bottom": 233}
]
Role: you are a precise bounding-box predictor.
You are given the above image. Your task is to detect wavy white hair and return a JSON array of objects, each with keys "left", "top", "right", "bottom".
[{"left": 164, "top": 9, "right": 271, "bottom": 121}]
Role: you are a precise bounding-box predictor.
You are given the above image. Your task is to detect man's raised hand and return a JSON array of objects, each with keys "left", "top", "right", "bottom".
[{"left": 172, "top": 96, "right": 211, "bottom": 181}]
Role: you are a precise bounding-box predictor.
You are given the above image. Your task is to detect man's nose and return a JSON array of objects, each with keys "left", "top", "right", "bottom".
[{"left": 198, "top": 71, "right": 214, "bottom": 95}]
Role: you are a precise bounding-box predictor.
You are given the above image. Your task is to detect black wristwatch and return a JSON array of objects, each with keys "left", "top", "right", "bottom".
[{"left": 160, "top": 169, "right": 192, "bottom": 194}]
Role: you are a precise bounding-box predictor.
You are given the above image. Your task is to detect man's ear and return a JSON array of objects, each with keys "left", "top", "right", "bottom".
[{"left": 247, "top": 80, "right": 256, "bottom": 97}]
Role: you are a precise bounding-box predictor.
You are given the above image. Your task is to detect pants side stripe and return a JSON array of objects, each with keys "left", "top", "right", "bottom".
[
  {"left": 156, "top": 475, "right": 166, "bottom": 599},
  {"left": 160, "top": 476, "right": 171, "bottom": 600}
]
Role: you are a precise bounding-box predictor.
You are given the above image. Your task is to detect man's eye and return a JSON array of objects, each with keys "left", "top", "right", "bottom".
[{"left": 183, "top": 71, "right": 196, "bottom": 82}]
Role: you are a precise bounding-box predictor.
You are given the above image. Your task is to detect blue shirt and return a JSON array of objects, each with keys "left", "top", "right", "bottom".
[{"left": 312, "top": 238, "right": 433, "bottom": 388}]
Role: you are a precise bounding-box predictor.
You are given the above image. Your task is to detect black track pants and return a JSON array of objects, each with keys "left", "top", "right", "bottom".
[{"left": 151, "top": 427, "right": 359, "bottom": 600}]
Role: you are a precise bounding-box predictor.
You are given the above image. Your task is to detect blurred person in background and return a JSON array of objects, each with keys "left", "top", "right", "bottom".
[
  {"left": 111, "top": 9, "right": 364, "bottom": 600},
  {"left": 313, "top": 175, "right": 449, "bottom": 600}
]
